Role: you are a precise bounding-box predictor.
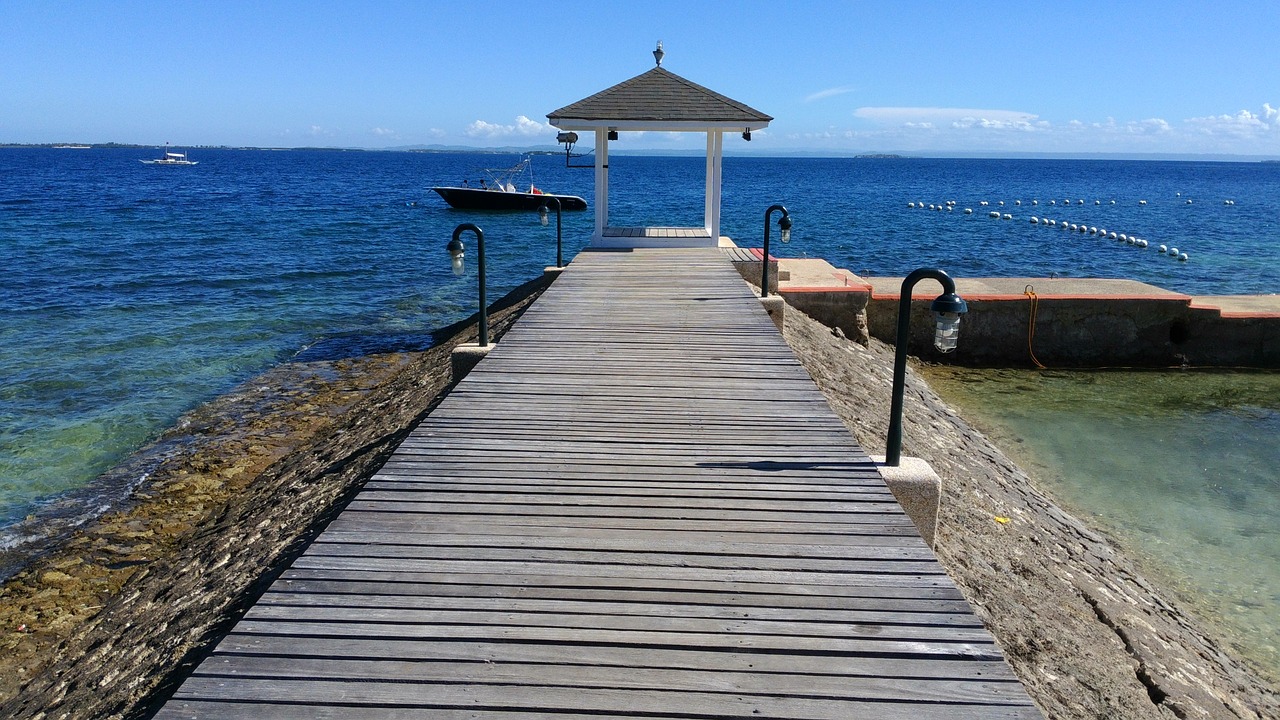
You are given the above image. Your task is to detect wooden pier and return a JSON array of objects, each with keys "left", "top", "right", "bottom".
[{"left": 156, "top": 248, "right": 1042, "bottom": 718}]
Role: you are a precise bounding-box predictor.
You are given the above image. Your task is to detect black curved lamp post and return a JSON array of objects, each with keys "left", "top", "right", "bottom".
[
  {"left": 885, "top": 268, "right": 968, "bottom": 466},
  {"left": 538, "top": 196, "right": 563, "bottom": 268},
  {"left": 447, "top": 223, "right": 488, "bottom": 347},
  {"left": 761, "top": 204, "right": 792, "bottom": 298}
]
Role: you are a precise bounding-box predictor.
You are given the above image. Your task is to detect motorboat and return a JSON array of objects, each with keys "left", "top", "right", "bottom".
[
  {"left": 433, "top": 157, "right": 586, "bottom": 211},
  {"left": 140, "top": 144, "right": 198, "bottom": 166}
]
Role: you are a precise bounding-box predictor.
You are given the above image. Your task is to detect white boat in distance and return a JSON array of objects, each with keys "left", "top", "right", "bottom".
[{"left": 140, "top": 144, "right": 198, "bottom": 166}]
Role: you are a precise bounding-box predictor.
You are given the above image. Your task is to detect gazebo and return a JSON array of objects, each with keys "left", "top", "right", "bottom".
[{"left": 547, "top": 43, "right": 772, "bottom": 248}]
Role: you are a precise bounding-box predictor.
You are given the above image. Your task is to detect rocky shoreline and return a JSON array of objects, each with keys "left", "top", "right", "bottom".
[
  {"left": 0, "top": 276, "right": 550, "bottom": 719},
  {"left": 1, "top": 273, "right": 1276, "bottom": 719}
]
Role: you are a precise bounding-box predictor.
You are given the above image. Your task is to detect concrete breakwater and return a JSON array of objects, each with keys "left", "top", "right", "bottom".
[
  {"left": 0, "top": 262, "right": 1275, "bottom": 719},
  {"left": 729, "top": 253, "right": 1280, "bottom": 367}
]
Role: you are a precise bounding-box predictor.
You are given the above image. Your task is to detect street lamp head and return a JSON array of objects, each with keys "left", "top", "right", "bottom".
[
  {"left": 653, "top": 41, "right": 664, "bottom": 67},
  {"left": 778, "top": 212, "right": 793, "bottom": 243},
  {"left": 930, "top": 292, "right": 968, "bottom": 353},
  {"left": 538, "top": 204, "right": 550, "bottom": 226},
  {"left": 447, "top": 237, "right": 465, "bottom": 276}
]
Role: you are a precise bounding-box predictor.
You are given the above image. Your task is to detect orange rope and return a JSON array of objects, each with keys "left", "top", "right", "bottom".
[{"left": 1024, "top": 284, "right": 1047, "bottom": 369}]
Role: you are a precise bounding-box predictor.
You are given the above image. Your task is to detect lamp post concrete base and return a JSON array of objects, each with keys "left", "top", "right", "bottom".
[
  {"left": 760, "top": 295, "right": 784, "bottom": 331},
  {"left": 870, "top": 454, "right": 941, "bottom": 549},
  {"left": 543, "top": 266, "right": 565, "bottom": 280},
  {"left": 450, "top": 342, "right": 493, "bottom": 381}
]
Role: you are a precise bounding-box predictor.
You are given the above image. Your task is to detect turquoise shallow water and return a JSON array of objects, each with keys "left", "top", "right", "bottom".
[{"left": 922, "top": 367, "right": 1280, "bottom": 677}]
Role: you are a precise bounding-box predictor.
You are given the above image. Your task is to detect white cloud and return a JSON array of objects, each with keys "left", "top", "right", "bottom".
[
  {"left": 1185, "top": 104, "right": 1280, "bottom": 136},
  {"left": 855, "top": 107, "right": 1039, "bottom": 128},
  {"left": 805, "top": 86, "right": 856, "bottom": 103},
  {"left": 465, "top": 114, "right": 555, "bottom": 138},
  {"left": 371, "top": 127, "right": 397, "bottom": 137}
]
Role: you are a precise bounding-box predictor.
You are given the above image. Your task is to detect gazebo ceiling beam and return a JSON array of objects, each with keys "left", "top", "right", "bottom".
[{"left": 550, "top": 120, "right": 770, "bottom": 133}]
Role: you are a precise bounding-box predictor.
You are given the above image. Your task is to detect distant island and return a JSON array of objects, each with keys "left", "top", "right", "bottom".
[{"left": 855, "top": 153, "right": 907, "bottom": 159}]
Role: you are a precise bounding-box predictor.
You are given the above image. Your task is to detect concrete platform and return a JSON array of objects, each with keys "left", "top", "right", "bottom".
[{"left": 864, "top": 276, "right": 1189, "bottom": 301}]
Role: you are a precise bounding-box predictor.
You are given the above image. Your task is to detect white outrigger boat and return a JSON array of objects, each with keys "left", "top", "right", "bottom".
[{"left": 140, "top": 144, "right": 198, "bottom": 166}]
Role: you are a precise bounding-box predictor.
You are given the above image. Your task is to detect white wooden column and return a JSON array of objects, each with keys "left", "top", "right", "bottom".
[
  {"left": 704, "top": 130, "right": 724, "bottom": 240},
  {"left": 594, "top": 129, "right": 609, "bottom": 238}
]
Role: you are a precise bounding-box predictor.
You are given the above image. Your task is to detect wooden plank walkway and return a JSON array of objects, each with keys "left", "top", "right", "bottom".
[{"left": 156, "top": 248, "right": 1042, "bottom": 719}]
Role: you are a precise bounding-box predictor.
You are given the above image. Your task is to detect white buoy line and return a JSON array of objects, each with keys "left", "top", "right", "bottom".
[
  {"left": 909, "top": 196, "right": 1234, "bottom": 210},
  {"left": 1027, "top": 216, "right": 1188, "bottom": 261},
  {"left": 906, "top": 199, "right": 1190, "bottom": 261}
]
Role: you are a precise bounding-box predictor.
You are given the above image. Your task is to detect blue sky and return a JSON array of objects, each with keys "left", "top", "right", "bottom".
[{"left": 4, "top": 0, "right": 1278, "bottom": 156}]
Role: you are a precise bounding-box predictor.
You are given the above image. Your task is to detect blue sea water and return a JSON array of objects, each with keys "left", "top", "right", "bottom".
[{"left": 1, "top": 148, "right": 1278, "bottom": 669}]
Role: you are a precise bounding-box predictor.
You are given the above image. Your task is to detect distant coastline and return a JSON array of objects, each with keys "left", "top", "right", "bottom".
[{"left": 3, "top": 142, "right": 1279, "bottom": 162}]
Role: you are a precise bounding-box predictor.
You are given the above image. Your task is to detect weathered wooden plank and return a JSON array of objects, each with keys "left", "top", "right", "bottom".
[
  {"left": 310, "top": 532, "right": 934, "bottom": 558},
  {"left": 207, "top": 635, "right": 1008, "bottom": 678},
  {"left": 164, "top": 678, "right": 1040, "bottom": 720},
  {"left": 252, "top": 592, "right": 983, "bottom": 625},
  {"left": 323, "top": 511, "right": 926, "bottom": 536},
  {"left": 189, "top": 656, "right": 1026, "bottom": 705},
  {"left": 275, "top": 568, "right": 967, "bottom": 600},
  {"left": 287, "top": 557, "right": 954, "bottom": 588}
]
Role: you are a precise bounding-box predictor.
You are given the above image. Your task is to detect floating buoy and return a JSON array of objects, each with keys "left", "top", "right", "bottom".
[
  {"left": 1077, "top": 199, "right": 1084, "bottom": 205},
  {"left": 1137, "top": 239, "right": 1148, "bottom": 248},
  {"left": 1126, "top": 236, "right": 1135, "bottom": 245},
  {"left": 1179, "top": 252, "right": 1188, "bottom": 261},
  {"left": 980, "top": 201, "right": 989, "bottom": 206},
  {"left": 1003, "top": 213, "right": 1012, "bottom": 220},
  {"left": 1088, "top": 226, "right": 1098, "bottom": 234},
  {"left": 1097, "top": 228, "right": 1107, "bottom": 236},
  {"left": 998, "top": 201, "right": 1005, "bottom": 206},
  {"left": 989, "top": 211, "right": 1000, "bottom": 218},
  {"left": 1049, "top": 199, "right": 1056, "bottom": 205},
  {"left": 1015, "top": 200, "right": 1022, "bottom": 205},
  {"left": 1110, "top": 200, "right": 1116, "bottom": 205},
  {"left": 1094, "top": 200, "right": 1101, "bottom": 205},
  {"left": 1032, "top": 199, "right": 1039, "bottom": 205},
  {"left": 1158, "top": 244, "right": 1167, "bottom": 253},
  {"left": 946, "top": 205, "right": 953, "bottom": 211},
  {"left": 1030, "top": 217, "right": 1039, "bottom": 224},
  {"left": 1169, "top": 246, "right": 1179, "bottom": 256},
  {"left": 908, "top": 202, "right": 916, "bottom": 208},
  {"left": 964, "top": 208, "right": 973, "bottom": 214},
  {"left": 1139, "top": 199, "right": 1148, "bottom": 205},
  {"left": 1186, "top": 199, "right": 1193, "bottom": 204},
  {"left": 1109, "top": 231, "right": 1118, "bottom": 239},
  {"left": 1224, "top": 199, "right": 1235, "bottom": 205},
  {"left": 1119, "top": 233, "right": 1127, "bottom": 241},
  {"left": 1070, "top": 223, "right": 1079, "bottom": 230}
]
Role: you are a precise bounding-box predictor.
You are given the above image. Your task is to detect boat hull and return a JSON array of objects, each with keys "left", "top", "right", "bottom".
[{"left": 433, "top": 187, "right": 587, "bottom": 211}]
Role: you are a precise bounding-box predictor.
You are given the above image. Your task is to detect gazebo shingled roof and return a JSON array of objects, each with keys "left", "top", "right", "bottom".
[
  {"left": 548, "top": 67, "right": 772, "bottom": 125},
  {"left": 546, "top": 49, "right": 772, "bottom": 248}
]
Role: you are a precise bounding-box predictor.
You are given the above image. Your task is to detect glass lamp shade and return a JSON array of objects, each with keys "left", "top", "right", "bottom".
[
  {"left": 539, "top": 206, "right": 549, "bottom": 226},
  {"left": 447, "top": 238, "right": 465, "bottom": 276},
  {"left": 933, "top": 312, "right": 962, "bottom": 352},
  {"left": 779, "top": 214, "right": 793, "bottom": 243}
]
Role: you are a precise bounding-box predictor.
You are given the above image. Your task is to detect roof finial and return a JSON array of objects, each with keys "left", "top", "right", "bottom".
[{"left": 653, "top": 40, "right": 664, "bottom": 67}]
